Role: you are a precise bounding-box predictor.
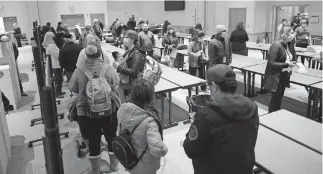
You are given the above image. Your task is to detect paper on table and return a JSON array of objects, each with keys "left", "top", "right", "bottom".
[{"left": 296, "top": 62, "right": 308, "bottom": 73}]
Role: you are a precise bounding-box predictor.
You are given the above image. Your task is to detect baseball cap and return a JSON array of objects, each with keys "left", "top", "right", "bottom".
[{"left": 207, "top": 64, "right": 236, "bottom": 87}]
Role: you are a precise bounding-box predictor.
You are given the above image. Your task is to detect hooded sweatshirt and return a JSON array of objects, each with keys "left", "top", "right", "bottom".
[
  {"left": 68, "top": 42, "right": 120, "bottom": 116},
  {"left": 183, "top": 93, "right": 259, "bottom": 174},
  {"left": 117, "top": 102, "right": 167, "bottom": 174}
]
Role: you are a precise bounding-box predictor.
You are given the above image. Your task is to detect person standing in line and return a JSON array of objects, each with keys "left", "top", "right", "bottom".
[
  {"left": 230, "top": 22, "right": 249, "bottom": 56},
  {"left": 43, "top": 32, "right": 66, "bottom": 98},
  {"left": 277, "top": 19, "right": 289, "bottom": 40},
  {"left": 12, "top": 42, "right": 28, "bottom": 96},
  {"left": 117, "top": 78, "right": 168, "bottom": 174},
  {"left": 56, "top": 22, "right": 65, "bottom": 33},
  {"left": 46, "top": 22, "right": 56, "bottom": 34},
  {"left": 295, "top": 19, "right": 311, "bottom": 65},
  {"left": 188, "top": 31, "right": 207, "bottom": 91},
  {"left": 162, "top": 20, "right": 171, "bottom": 36},
  {"left": 191, "top": 23, "right": 203, "bottom": 42},
  {"left": 264, "top": 27, "right": 297, "bottom": 113},
  {"left": 79, "top": 25, "right": 93, "bottom": 48},
  {"left": 68, "top": 40, "right": 121, "bottom": 174},
  {"left": 183, "top": 64, "right": 259, "bottom": 174},
  {"left": 162, "top": 25, "right": 179, "bottom": 68},
  {"left": 138, "top": 24, "right": 156, "bottom": 57},
  {"left": 13, "top": 23, "right": 22, "bottom": 47},
  {"left": 208, "top": 25, "right": 232, "bottom": 67},
  {"left": 58, "top": 33, "right": 83, "bottom": 82},
  {"left": 93, "top": 19, "right": 103, "bottom": 41},
  {"left": 114, "top": 30, "right": 146, "bottom": 99}
]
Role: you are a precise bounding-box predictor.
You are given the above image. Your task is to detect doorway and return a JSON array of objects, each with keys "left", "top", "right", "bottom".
[
  {"left": 90, "top": 13, "right": 105, "bottom": 28},
  {"left": 2, "top": 17, "right": 18, "bottom": 32},
  {"left": 61, "top": 14, "right": 85, "bottom": 28},
  {"left": 228, "top": 8, "right": 246, "bottom": 35},
  {"left": 272, "top": 5, "right": 308, "bottom": 41}
]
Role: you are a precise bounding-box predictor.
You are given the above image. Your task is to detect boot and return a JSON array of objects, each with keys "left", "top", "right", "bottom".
[
  {"left": 109, "top": 152, "right": 119, "bottom": 172},
  {"left": 77, "top": 139, "right": 89, "bottom": 158},
  {"left": 88, "top": 155, "right": 110, "bottom": 174}
]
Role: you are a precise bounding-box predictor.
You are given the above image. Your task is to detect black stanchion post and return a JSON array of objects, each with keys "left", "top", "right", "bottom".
[{"left": 41, "top": 86, "right": 64, "bottom": 174}]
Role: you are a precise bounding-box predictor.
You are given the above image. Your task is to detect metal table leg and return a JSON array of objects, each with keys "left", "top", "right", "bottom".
[
  {"left": 307, "top": 88, "right": 313, "bottom": 118},
  {"left": 243, "top": 70, "right": 247, "bottom": 96},
  {"left": 184, "top": 89, "right": 193, "bottom": 125},
  {"left": 163, "top": 92, "right": 178, "bottom": 129}
]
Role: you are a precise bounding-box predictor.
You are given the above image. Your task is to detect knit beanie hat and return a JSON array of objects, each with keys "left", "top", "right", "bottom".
[
  {"left": 85, "top": 42, "right": 102, "bottom": 58},
  {"left": 215, "top": 25, "right": 227, "bottom": 35}
]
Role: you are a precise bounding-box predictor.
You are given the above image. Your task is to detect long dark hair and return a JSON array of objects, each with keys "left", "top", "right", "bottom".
[
  {"left": 163, "top": 20, "right": 171, "bottom": 35},
  {"left": 195, "top": 23, "right": 203, "bottom": 31},
  {"left": 236, "top": 22, "right": 245, "bottom": 31}
]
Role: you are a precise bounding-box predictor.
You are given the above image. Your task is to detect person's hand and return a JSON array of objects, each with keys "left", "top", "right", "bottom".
[{"left": 288, "top": 62, "right": 297, "bottom": 68}]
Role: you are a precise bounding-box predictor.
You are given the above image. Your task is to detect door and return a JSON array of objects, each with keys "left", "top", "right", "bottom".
[
  {"left": 228, "top": 8, "right": 246, "bottom": 35},
  {"left": 2, "top": 17, "right": 17, "bottom": 32},
  {"left": 90, "top": 13, "right": 105, "bottom": 28},
  {"left": 61, "top": 14, "right": 85, "bottom": 28}
]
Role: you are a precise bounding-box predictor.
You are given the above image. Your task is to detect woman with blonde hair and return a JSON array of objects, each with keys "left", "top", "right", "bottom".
[
  {"left": 264, "top": 26, "right": 297, "bottom": 113},
  {"left": 162, "top": 25, "right": 179, "bottom": 67},
  {"left": 43, "top": 31, "right": 66, "bottom": 98}
]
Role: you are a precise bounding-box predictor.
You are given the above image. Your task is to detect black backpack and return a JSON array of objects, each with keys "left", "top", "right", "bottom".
[{"left": 112, "top": 115, "right": 163, "bottom": 170}]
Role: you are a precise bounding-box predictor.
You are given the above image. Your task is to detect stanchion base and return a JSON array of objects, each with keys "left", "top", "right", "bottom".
[
  {"left": 30, "top": 114, "right": 65, "bottom": 127},
  {"left": 28, "top": 131, "right": 69, "bottom": 148},
  {"left": 163, "top": 122, "right": 178, "bottom": 130}
]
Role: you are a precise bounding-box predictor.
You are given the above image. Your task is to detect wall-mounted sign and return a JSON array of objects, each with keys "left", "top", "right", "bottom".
[{"left": 310, "top": 16, "right": 319, "bottom": 23}]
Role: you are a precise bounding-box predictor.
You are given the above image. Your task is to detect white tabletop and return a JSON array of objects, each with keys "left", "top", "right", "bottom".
[
  {"left": 161, "top": 66, "right": 206, "bottom": 88},
  {"left": 260, "top": 109, "right": 322, "bottom": 153},
  {"left": 256, "top": 126, "right": 322, "bottom": 174},
  {"left": 155, "top": 78, "right": 180, "bottom": 93},
  {"left": 231, "top": 54, "right": 267, "bottom": 69},
  {"left": 292, "top": 66, "right": 322, "bottom": 78},
  {"left": 310, "top": 82, "right": 322, "bottom": 90}
]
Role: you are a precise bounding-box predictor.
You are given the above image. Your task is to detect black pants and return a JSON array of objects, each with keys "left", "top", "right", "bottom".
[
  {"left": 53, "top": 68, "right": 63, "bottom": 93},
  {"left": 189, "top": 65, "right": 206, "bottom": 91},
  {"left": 16, "top": 63, "right": 24, "bottom": 93},
  {"left": 268, "top": 71, "right": 290, "bottom": 113},
  {"left": 78, "top": 109, "right": 118, "bottom": 156},
  {"left": 16, "top": 36, "right": 22, "bottom": 47}
]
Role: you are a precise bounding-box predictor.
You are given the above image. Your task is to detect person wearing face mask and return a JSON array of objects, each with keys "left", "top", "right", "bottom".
[
  {"left": 188, "top": 31, "right": 207, "bottom": 91},
  {"left": 114, "top": 30, "right": 146, "bottom": 99},
  {"left": 138, "top": 24, "right": 156, "bottom": 57},
  {"left": 208, "top": 25, "right": 232, "bottom": 67},
  {"left": 264, "top": 26, "right": 297, "bottom": 113},
  {"left": 162, "top": 25, "right": 179, "bottom": 68},
  {"left": 295, "top": 19, "right": 311, "bottom": 65},
  {"left": 183, "top": 64, "right": 259, "bottom": 174}
]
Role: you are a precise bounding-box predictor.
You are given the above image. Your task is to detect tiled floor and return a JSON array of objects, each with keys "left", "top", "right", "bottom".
[{"left": 2, "top": 39, "right": 313, "bottom": 173}]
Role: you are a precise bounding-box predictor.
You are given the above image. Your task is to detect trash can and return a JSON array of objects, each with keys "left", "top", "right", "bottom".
[{"left": 186, "top": 94, "right": 212, "bottom": 112}]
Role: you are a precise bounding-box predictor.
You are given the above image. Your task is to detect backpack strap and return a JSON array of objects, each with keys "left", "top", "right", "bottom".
[
  {"left": 80, "top": 67, "right": 93, "bottom": 80},
  {"left": 99, "top": 64, "right": 109, "bottom": 77}
]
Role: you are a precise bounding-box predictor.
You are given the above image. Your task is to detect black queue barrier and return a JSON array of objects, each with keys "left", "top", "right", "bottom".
[
  {"left": 30, "top": 21, "right": 62, "bottom": 126},
  {"left": 28, "top": 44, "right": 69, "bottom": 147}
]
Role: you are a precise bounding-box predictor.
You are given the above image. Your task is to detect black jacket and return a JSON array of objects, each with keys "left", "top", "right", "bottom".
[
  {"left": 117, "top": 46, "right": 145, "bottom": 82},
  {"left": 184, "top": 94, "right": 259, "bottom": 174},
  {"left": 230, "top": 29, "right": 249, "bottom": 52},
  {"left": 58, "top": 42, "right": 83, "bottom": 72},
  {"left": 264, "top": 40, "right": 296, "bottom": 92},
  {"left": 127, "top": 19, "right": 136, "bottom": 30}
]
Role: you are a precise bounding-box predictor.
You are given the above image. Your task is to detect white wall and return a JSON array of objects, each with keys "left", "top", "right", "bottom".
[
  {"left": 106, "top": 1, "right": 199, "bottom": 27},
  {"left": 0, "top": 2, "right": 32, "bottom": 38},
  {"left": 37, "top": 1, "right": 108, "bottom": 27}
]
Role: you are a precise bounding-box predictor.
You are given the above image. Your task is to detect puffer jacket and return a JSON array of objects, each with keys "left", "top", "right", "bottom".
[
  {"left": 46, "top": 43, "right": 60, "bottom": 69},
  {"left": 264, "top": 41, "right": 296, "bottom": 92},
  {"left": 117, "top": 46, "right": 145, "bottom": 90},
  {"left": 117, "top": 102, "right": 168, "bottom": 174},
  {"left": 208, "top": 35, "right": 232, "bottom": 67},
  {"left": 68, "top": 49, "right": 120, "bottom": 116}
]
